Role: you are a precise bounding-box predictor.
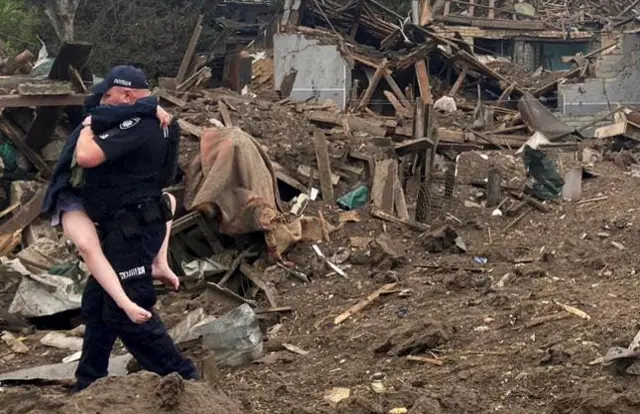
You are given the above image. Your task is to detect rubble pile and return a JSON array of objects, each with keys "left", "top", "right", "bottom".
[{"left": 2, "top": 0, "right": 640, "bottom": 413}]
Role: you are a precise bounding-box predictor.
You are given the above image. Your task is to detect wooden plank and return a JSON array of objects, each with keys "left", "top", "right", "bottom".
[
  {"left": 196, "top": 215, "right": 223, "bottom": 254},
  {"left": 486, "top": 168, "right": 501, "bottom": 207},
  {"left": 217, "top": 100, "right": 233, "bottom": 127},
  {"left": 350, "top": 0, "right": 366, "bottom": 38},
  {"left": 25, "top": 42, "right": 93, "bottom": 153},
  {"left": 276, "top": 171, "right": 307, "bottom": 194},
  {"left": 433, "top": 15, "right": 545, "bottom": 30},
  {"left": 207, "top": 282, "right": 256, "bottom": 307},
  {"left": 0, "top": 187, "right": 45, "bottom": 236},
  {"left": 488, "top": 0, "right": 495, "bottom": 19},
  {"left": 371, "top": 159, "right": 395, "bottom": 213},
  {"left": 355, "top": 59, "right": 387, "bottom": 111},
  {"left": 158, "top": 90, "right": 187, "bottom": 107},
  {"left": 383, "top": 91, "right": 412, "bottom": 118},
  {"left": 496, "top": 82, "right": 516, "bottom": 107},
  {"left": 393, "top": 177, "right": 410, "bottom": 220},
  {"left": 334, "top": 283, "right": 398, "bottom": 325},
  {"left": 17, "top": 82, "right": 72, "bottom": 96},
  {"left": 176, "top": 15, "right": 204, "bottom": 86},
  {"left": 240, "top": 264, "right": 278, "bottom": 308},
  {"left": 468, "top": 0, "right": 475, "bottom": 17},
  {"left": 413, "top": 98, "right": 425, "bottom": 139},
  {"left": 394, "top": 138, "right": 434, "bottom": 156},
  {"left": 419, "top": 0, "right": 432, "bottom": 25},
  {"left": 0, "top": 76, "right": 39, "bottom": 89},
  {"left": 297, "top": 165, "right": 340, "bottom": 186},
  {"left": 415, "top": 60, "right": 432, "bottom": 104},
  {"left": 444, "top": 0, "right": 451, "bottom": 15},
  {"left": 449, "top": 67, "right": 467, "bottom": 96},
  {"left": 532, "top": 66, "right": 582, "bottom": 97},
  {"left": 68, "top": 65, "right": 87, "bottom": 94},
  {"left": 0, "top": 116, "right": 52, "bottom": 178},
  {"left": 177, "top": 66, "right": 210, "bottom": 93},
  {"left": 308, "top": 111, "right": 387, "bottom": 137},
  {"left": 0, "top": 94, "right": 86, "bottom": 108},
  {"left": 381, "top": 160, "right": 397, "bottom": 213},
  {"left": 383, "top": 72, "right": 412, "bottom": 110},
  {"left": 178, "top": 119, "right": 203, "bottom": 139},
  {"left": 313, "top": 130, "right": 335, "bottom": 202},
  {"left": 278, "top": 69, "right": 297, "bottom": 98},
  {"left": 426, "top": 104, "right": 437, "bottom": 173},
  {"left": 171, "top": 210, "right": 200, "bottom": 235},
  {"left": 372, "top": 206, "right": 430, "bottom": 232}
]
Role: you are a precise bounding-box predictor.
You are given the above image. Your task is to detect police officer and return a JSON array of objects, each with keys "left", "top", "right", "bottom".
[{"left": 73, "top": 65, "right": 198, "bottom": 391}]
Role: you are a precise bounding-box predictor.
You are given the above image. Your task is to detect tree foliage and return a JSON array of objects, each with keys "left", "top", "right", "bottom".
[
  {"left": 73, "top": 0, "right": 219, "bottom": 79},
  {"left": 0, "top": 0, "right": 40, "bottom": 56}
]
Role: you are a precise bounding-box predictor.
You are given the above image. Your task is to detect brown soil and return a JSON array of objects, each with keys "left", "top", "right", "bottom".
[
  {"left": 60, "top": 372, "right": 242, "bottom": 414},
  {"left": 2, "top": 93, "right": 640, "bottom": 414},
  {"left": 0, "top": 372, "right": 242, "bottom": 414}
]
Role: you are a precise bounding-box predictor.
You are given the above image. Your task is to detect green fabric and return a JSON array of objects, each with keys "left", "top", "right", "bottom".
[
  {"left": 70, "top": 150, "right": 84, "bottom": 188},
  {"left": 0, "top": 141, "right": 18, "bottom": 172},
  {"left": 523, "top": 145, "right": 564, "bottom": 200},
  {"left": 337, "top": 185, "right": 369, "bottom": 210}
]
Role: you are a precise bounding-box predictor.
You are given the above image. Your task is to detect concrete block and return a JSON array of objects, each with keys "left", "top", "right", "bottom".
[{"left": 274, "top": 33, "right": 351, "bottom": 110}]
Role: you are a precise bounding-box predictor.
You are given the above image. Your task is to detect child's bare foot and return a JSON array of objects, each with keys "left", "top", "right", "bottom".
[{"left": 152, "top": 263, "right": 180, "bottom": 291}]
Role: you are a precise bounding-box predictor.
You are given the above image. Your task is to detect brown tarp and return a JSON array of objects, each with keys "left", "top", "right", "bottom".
[
  {"left": 185, "top": 127, "right": 328, "bottom": 262},
  {"left": 518, "top": 92, "right": 576, "bottom": 139}
]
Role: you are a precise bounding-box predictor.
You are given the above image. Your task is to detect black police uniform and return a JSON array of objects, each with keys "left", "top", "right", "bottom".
[{"left": 74, "top": 114, "right": 198, "bottom": 390}]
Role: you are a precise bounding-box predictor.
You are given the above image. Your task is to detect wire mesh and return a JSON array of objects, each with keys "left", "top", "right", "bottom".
[{"left": 415, "top": 161, "right": 457, "bottom": 223}]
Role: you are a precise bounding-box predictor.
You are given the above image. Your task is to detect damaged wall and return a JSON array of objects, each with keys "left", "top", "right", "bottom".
[
  {"left": 558, "top": 33, "right": 640, "bottom": 116},
  {"left": 274, "top": 34, "right": 351, "bottom": 110}
]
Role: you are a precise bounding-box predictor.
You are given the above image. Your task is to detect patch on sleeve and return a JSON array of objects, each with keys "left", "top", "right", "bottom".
[{"left": 119, "top": 117, "right": 141, "bottom": 130}]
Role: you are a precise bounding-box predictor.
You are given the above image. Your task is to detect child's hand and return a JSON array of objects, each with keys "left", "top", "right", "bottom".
[
  {"left": 122, "top": 301, "right": 152, "bottom": 324},
  {"left": 156, "top": 106, "right": 172, "bottom": 128}
]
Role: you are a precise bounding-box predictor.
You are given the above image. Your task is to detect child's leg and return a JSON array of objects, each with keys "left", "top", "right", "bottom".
[
  {"left": 61, "top": 210, "right": 151, "bottom": 324},
  {"left": 152, "top": 192, "right": 179, "bottom": 291}
]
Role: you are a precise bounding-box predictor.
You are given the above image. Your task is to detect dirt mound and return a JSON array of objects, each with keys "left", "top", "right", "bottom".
[
  {"left": 59, "top": 372, "right": 244, "bottom": 414},
  {"left": 550, "top": 389, "right": 640, "bottom": 414}
]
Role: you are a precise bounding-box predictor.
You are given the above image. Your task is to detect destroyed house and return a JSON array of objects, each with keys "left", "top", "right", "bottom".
[
  {"left": 276, "top": 0, "right": 640, "bottom": 128},
  {"left": 429, "top": 0, "right": 632, "bottom": 72}
]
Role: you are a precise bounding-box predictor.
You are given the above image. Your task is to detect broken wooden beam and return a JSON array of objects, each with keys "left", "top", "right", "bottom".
[
  {"left": 383, "top": 72, "right": 412, "bottom": 111},
  {"left": 217, "top": 100, "right": 233, "bottom": 127},
  {"left": 308, "top": 111, "right": 387, "bottom": 137},
  {"left": 297, "top": 165, "right": 340, "bottom": 186},
  {"left": 371, "top": 206, "right": 430, "bottom": 232},
  {"left": 449, "top": 67, "right": 467, "bottom": 97},
  {"left": 313, "top": 130, "right": 334, "bottom": 202},
  {"left": 278, "top": 69, "right": 297, "bottom": 98},
  {"left": 176, "top": 15, "right": 204, "bottom": 86},
  {"left": 394, "top": 138, "right": 434, "bottom": 157},
  {"left": 178, "top": 119, "right": 203, "bottom": 139},
  {"left": 17, "top": 82, "right": 72, "bottom": 96},
  {"left": 0, "top": 94, "right": 86, "bottom": 108},
  {"left": 334, "top": 283, "right": 398, "bottom": 325},
  {"left": 393, "top": 178, "right": 410, "bottom": 220},
  {"left": 355, "top": 59, "right": 388, "bottom": 111},
  {"left": 371, "top": 159, "right": 397, "bottom": 214},
  {"left": 0, "top": 187, "right": 45, "bottom": 237},
  {"left": 415, "top": 60, "right": 433, "bottom": 104},
  {"left": 240, "top": 264, "right": 278, "bottom": 309},
  {"left": 383, "top": 91, "right": 412, "bottom": 118},
  {"left": 0, "top": 116, "right": 52, "bottom": 178},
  {"left": 486, "top": 168, "right": 501, "bottom": 207}
]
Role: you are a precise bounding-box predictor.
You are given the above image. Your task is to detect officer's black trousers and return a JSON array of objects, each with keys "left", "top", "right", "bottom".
[{"left": 74, "top": 221, "right": 198, "bottom": 390}]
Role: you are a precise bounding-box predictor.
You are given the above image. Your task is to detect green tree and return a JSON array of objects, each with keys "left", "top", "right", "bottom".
[{"left": 0, "top": 0, "right": 40, "bottom": 56}]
